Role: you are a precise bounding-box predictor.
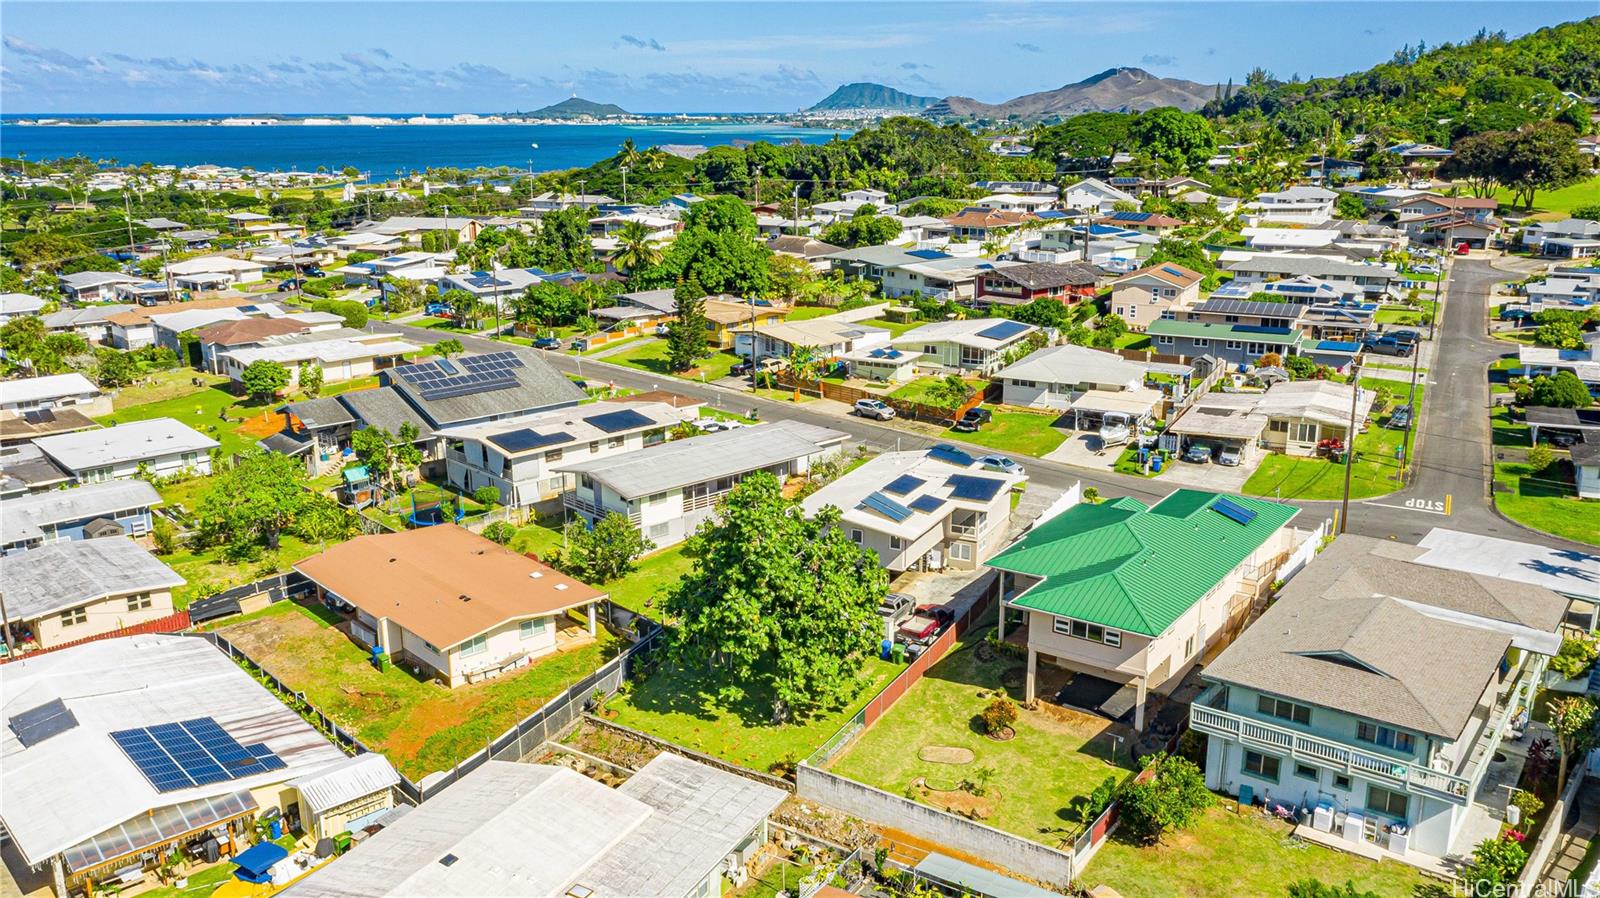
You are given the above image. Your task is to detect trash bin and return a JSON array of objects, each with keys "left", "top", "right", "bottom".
[
  {"left": 880, "top": 639, "right": 893, "bottom": 661},
  {"left": 269, "top": 819, "right": 282, "bottom": 840},
  {"left": 1151, "top": 456, "right": 1163, "bottom": 473},
  {"left": 891, "top": 643, "right": 906, "bottom": 664},
  {"left": 334, "top": 832, "right": 352, "bottom": 854}
]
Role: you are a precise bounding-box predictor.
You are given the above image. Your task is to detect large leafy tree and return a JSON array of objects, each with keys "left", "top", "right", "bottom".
[
  {"left": 240, "top": 360, "right": 290, "bottom": 402},
  {"left": 553, "top": 512, "right": 654, "bottom": 583},
  {"left": 195, "top": 451, "right": 310, "bottom": 558},
  {"left": 1116, "top": 753, "right": 1214, "bottom": 845},
  {"left": 820, "top": 212, "right": 902, "bottom": 249},
  {"left": 665, "top": 473, "right": 886, "bottom": 720},
  {"left": 1030, "top": 112, "right": 1135, "bottom": 162},
  {"left": 1127, "top": 107, "right": 1217, "bottom": 171},
  {"left": 1500, "top": 121, "right": 1589, "bottom": 211},
  {"left": 530, "top": 207, "right": 593, "bottom": 271},
  {"left": 632, "top": 197, "right": 773, "bottom": 297}
]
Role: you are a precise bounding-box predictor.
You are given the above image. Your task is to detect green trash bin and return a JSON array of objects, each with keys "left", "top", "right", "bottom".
[
  {"left": 334, "top": 832, "right": 353, "bottom": 854},
  {"left": 891, "top": 643, "right": 906, "bottom": 664}
]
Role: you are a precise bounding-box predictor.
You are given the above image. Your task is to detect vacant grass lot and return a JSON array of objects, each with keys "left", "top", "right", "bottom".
[
  {"left": 1491, "top": 175, "right": 1600, "bottom": 221},
  {"left": 606, "top": 654, "right": 901, "bottom": 773},
  {"left": 830, "top": 633, "right": 1131, "bottom": 847},
  {"left": 946, "top": 407, "right": 1069, "bottom": 458},
  {"left": 861, "top": 316, "right": 924, "bottom": 338},
  {"left": 1243, "top": 383, "right": 1424, "bottom": 501},
  {"left": 606, "top": 338, "right": 744, "bottom": 381},
  {"left": 889, "top": 376, "right": 980, "bottom": 407},
  {"left": 219, "top": 599, "right": 622, "bottom": 779},
  {"left": 1082, "top": 806, "right": 1431, "bottom": 898},
  {"left": 1375, "top": 300, "right": 1439, "bottom": 327}
]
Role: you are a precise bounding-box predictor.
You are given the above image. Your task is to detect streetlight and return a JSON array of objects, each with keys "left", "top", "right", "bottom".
[{"left": 619, "top": 166, "right": 630, "bottom": 205}]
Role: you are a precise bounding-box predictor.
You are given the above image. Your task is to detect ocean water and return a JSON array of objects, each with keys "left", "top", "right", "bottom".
[{"left": 0, "top": 119, "right": 847, "bottom": 173}]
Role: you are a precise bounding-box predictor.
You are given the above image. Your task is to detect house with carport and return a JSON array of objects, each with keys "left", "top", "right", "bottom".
[
  {"left": 295, "top": 524, "right": 608, "bottom": 688},
  {"left": 989, "top": 489, "right": 1303, "bottom": 731},
  {"left": 993, "top": 343, "right": 1163, "bottom": 411},
  {"left": 890, "top": 318, "right": 1038, "bottom": 376},
  {"left": 735, "top": 318, "right": 891, "bottom": 363}
]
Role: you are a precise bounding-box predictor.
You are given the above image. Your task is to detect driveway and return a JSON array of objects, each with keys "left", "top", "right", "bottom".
[
  {"left": 1155, "top": 454, "right": 1259, "bottom": 492},
  {"left": 1042, "top": 430, "right": 1121, "bottom": 472}
]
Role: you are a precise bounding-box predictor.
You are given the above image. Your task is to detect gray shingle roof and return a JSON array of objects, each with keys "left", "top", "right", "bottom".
[
  {"left": 0, "top": 537, "right": 185, "bottom": 620},
  {"left": 336, "top": 388, "right": 433, "bottom": 439},
  {"left": 281, "top": 397, "right": 357, "bottom": 431},
  {"left": 554, "top": 420, "right": 847, "bottom": 499},
  {"left": 986, "top": 261, "right": 1100, "bottom": 289}
]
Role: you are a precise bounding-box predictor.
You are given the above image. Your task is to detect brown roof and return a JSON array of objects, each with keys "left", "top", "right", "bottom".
[
  {"left": 986, "top": 261, "right": 1101, "bottom": 289},
  {"left": 942, "top": 208, "right": 1034, "bottom": 229},
  {"left": 0, "top": 408, "right": 99, "bottom": 441},
  {"left": 1097, "top": 212, "right": 1184, "bottom": 228},
  {"left": 294, "top": 524, "right": 607, "bottom": 649},
  {"left": 615, "top": 389, "right": 705, "bottom": 410},
  {"left": 1402, "top": 194, "right": 1498, "bottom": 210},
  {"left": 105, "top": 296, "right": 261, "bottom": 327},
  {"left": 195, "top": 317, "right": 309, "bottom": 345},
  {"left": 1115, "top": 262, "right": 1204, "bottom": 288},
  {"left": 769, "top": 235, "right": 844, "bottom": 258},
  {"left": 703, "top": 298, "right": 770, "bottom": 326}
]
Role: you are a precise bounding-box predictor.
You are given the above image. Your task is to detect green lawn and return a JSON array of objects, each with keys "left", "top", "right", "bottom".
[
  {"left": 1082, "top": 806, "right": 1431, "bottom": 898},
  {"left": 862, "top": 316, "right": 925, "bottom": 338},
  {"left": 890, "top": 376, "right": 981, "bottom": 407},
  {"left": 1243, "top": 384, "right": 1423, "bottom": 501},
  {"left": 606, "top": 653, "right": 902, "bottom": 773},
  {"left": 137, "top": 834, "right": 299, "bottom": 898},
  {"left": 1112, "top": 333, "right": 1152, "bottom": 351},
  {"left": 830, "top": 631, "right": 1132, "bottom": 846},
  {"left": 603, "top": 545, "right": 694, "bottom": 616},
  {"left": 1494, "top": 460, "right": 1600, "bottom": 547},
  {"left": 97, "top": 380, "right": 274, "bottom": 458},
  {"left": 606, "top": 338, "right": 744, "bottom": 381},
  {"left": 219, "top": 599, "right": 624, "bottom": 779},
  {"left": 1113, "top": 445, "right": 1167, "bottom": 478},
  {"left": 362, "top": 480, "right": 495, "bottom": 531},
  {"left": 946, "top": 407, "right": 1069, "bottom": 458},
  {"left": 783, "top": 305, "right": 838, "bottom": 322},
  {"left": 1491, "top": 174, "right": 1600, "bottom": 221},
  {"left": 159, "top": 534, "right": 323, "bottom": 608},
  {"left": 1375, "top": 300, "right": 1439, "bottom": 327}
]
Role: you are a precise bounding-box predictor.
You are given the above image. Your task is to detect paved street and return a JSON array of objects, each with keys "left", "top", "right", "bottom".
[{"left": 368, "top": 264, "right": 1594, "bottom": 553}]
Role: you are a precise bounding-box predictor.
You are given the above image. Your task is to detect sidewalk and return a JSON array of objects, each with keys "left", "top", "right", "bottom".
[{"left": 1538, "top": 778, "right": 1600, "bottom": 895}]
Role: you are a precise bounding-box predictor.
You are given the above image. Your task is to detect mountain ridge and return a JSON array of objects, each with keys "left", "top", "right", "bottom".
[
  {"left": 529, "top": 96, "right": 630, "bottom": 118},
  {"left": 808, "top": 82, "right": 940, "bottom": 112},
  {"left": 922, "top": 67, "right": 1217, "bottom": 119}
]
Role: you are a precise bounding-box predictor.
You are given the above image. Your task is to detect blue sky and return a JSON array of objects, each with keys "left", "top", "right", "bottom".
[{"left": 2, "top": 2, "right": 1592, "bottom": 113}]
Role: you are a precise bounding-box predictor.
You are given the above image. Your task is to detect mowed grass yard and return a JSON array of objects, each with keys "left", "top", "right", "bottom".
[
  {"left": 1490, "top": 410, "right": 1600, "bottom": 546},
  {"left": 1491, "top": 174, "right": 1600, "bottom": 221},
  {"left": 605, "top": 337, "right": 744, "bottom": 381},
  {"left": 606, "top": 653, "right": 902, "bottom": 773},
  {"left": 219, "top": 599, "right": 623, "bottom": 779},
  {"left": 1243, "top": 382, "right": 1424, "bottom": 501},
  {"left": 1082, "top": 806, "right": 1431, "bottom": 898},
  {"left": 946, "top": 406, "right": 1069, "bottom": 458},
  {"left": 829, "top": 632, "right": 1132, "bottom": 846}
]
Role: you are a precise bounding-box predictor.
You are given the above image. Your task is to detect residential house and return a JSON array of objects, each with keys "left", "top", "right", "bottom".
[
  {"left": 285, "top": 753, "right": 403, "bottom": 843},
  {"left": 0, "top": 443, "right": 73, "bottom": 497},
  {"left": 994, "top": 344, "right": 1153, "bottom": 410},
  {"left": 520, "top": 192, "right": 620, "bottom": 216},
  {"left": 102, "top": 296, "right": 262, "bottom": 350},
  {"left": 193, "top": 317, "right": 316, "bottom": 373},
  {"left": 216, "top": 331, "right": 419, "bottom": 387},
  {"left": 823, "top": 245, "right": 1026, "bottom": 300},
  {"left": 976, "top": 193, "right": 1056, "bottom": 215},
  {"left": 0, "top": 292, "right": 46, "bottom": 322},
  {"left": 33, "top": 417, "right": 219, "bottom": 482},
  {"left": 1193, "top": 534, "right": 1570, "bottom": 864},
  {"left": 769, "top": 235, "right": 845, "bottom": 272},
  {"left": 148, "top": 304, "right": 342, "bottom": 359},
  {"left": 1060, "top": 178, "right": 1140, "bottom": 214},
  {"left": 377, "top": 347, "right": 588, "bottom": 434},
  {"left": 296, "top": 525, "right": 606, "bottom": 688},
  {"left": 1391, "top": 194, "right": 1498, "bottom": 223},
  {"left": 1573, "top": 439, "right": 1600, "bottom": 500},
  {"left": 162, "top": 255, "right": 268, "bottom": 291},
  {"left": 0, "top": 373, "right": 110, "bottom": 417},
  {"left": 1095, "top": 211, "right": 1184, "bottom": 236},
  {"left": 1522, "top": 219, "right": 1600, "bottom": 259},
  {"left": 0, "top": 538, "right": 182, "bottom": 651},
  {"left": 1304, "top": 156, "right": 1365, "bottom": 182},
  {"left": 1340, "top": 185, "right": 1431, "bottom": 211},
  {"left": 1245, "top": 186, "right": 1338, "bottom": 225},
  {"left": 736, "top": 317, "right": 891, "bottom": 363},
  {"left": 990, "top": 489, "right": 1303, "bottom": 730},
  {"left": 802, "top": 446, "right": 1024, "bottom": 573},
  {"left": 842, "top": 345, "right": 923, "bottom": 382},
  {"left": 1524, "top": 273, "right": 1599, "bottom": 311},
  {"left": 1519, "top": 342, "right": 1600, "bottom": 397},
  {"left": 0, "top": 407, "right": 100, "bottom": 446},
  {"left": 348, "top": 215, "right": 483, "bottom": 244},
  {"left": 222, "top": 211, "right": 270, "bottom": 230},
  {"left": 0, "top": 634, "right": 368, "bottom": 897},
  {"left": 555, "top": 420, "right": 848, "bottom": 550},
  {"left": 704, "top": 297, "right": 786, "bottom": 350},
  {"left": 57, "top": 271, "right": 144, "bottom": 303},
  {"left": 437, "top": 267, "right": 552, "bottom": 311},
  {"left": 338, "top": 250, "right": 451, "bottom": 287},
  {"left": 280, "top": 754, "right": 785, "bottom": 898},
  {"left": 1108, "top": 263, "right": 1204, "bottom": 329},
  {"left": 1166, "top": 380, "right": 1373, "bottom": 460},
  {"left": 438, "top": 399, "right": 693, "bottom": 508},
  {"left": 1412, "top": 528, "right": 1600, "bottom": 612},
  {"left": 974, "top": 261, "right": 1100, "bottom": 307},
  {"left": 1409, "top": 215, "right": 1499, "bottom": 250},
  {"left": 941, "top": 207, "right": 1034, "bottom": 241},
  {"left": 891, "top": 318, "right": 1039, "bottom": 376},
  {"left": 1220, "top": 253, "right": 1400, "bottom": 297},
  {"left": 1175, "top": 189, "right": 1242, "bottom": 216},
  {"left": 0, "top": 479, "right": 163, "bottom": 554},
  {"left": 970, "top": 180, "right": 1059, "bottom": 198},
  {"left": 1385, "top": 142, "right": 1454, "bottom": 174},
  {"left": 42, "top": 305, "right": 134, "bottom": 345},
  {"left": 592, "top": 287, "right": 680, "bottom": 330}
]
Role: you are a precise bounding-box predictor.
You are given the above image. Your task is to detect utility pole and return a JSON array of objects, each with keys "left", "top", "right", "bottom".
[
  {"left": 1398, "top": 331, "right": 1421, "bottom": 486},
  {"left": 122, "top": 190, "right": 137, "bottom": 256},
  {"left": 792, "top": 185, "right": 801, "bottom": 237},
  {"left": 753, "top": 166, "right": 762, "bottom": 205},
  {"left": 1338, "top": 356, "right": 1363, "bottom": 534},
  {"left": 620, "top": 166, "right": 630, "bottom": 205}
]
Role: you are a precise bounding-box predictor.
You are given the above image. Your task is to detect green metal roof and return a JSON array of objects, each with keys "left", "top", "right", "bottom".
[
  {"left": 1145, "top": 319, "right": 1300, "bottom": 344},
  {"left": 987, "top": 489, "right": 1299, "bottom": 636}
]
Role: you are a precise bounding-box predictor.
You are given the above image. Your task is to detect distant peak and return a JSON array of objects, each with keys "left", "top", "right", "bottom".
[{"left": 1078, "top": 67, "right": 1154, "bottom": 85}]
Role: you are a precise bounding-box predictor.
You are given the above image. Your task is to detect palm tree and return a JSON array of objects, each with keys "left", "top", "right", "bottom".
[
  {"left": 787, "top": 344, "right": 825, "bottom": 401},
  {"left": 643, "top": 148, "right": 667, "bottom": 172},
  {"left": 619, "top": 138, "right": 642, "bottom": 170},
  {"left": 611, "top": 220, "right": 661, "bottom": 274}
]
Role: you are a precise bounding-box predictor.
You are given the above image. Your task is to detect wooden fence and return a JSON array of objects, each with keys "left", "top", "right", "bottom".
[
  {"left": 775, "top": 374, "right": 984, "bottom": 427},
  {"left": 1, "top": 610, "right": 192, "bottom": 664}
]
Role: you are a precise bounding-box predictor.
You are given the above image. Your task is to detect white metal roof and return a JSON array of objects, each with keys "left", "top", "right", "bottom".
[
  {"left": 222, "top": 338, "right": 417, "bottom": 367},
  {"left": 993, "top": 344, "right": 1148, "bottom": 387},
  {"left": 555, "top": 420, "right": 847, "bottom": 499},
  {"left": 890, "top": 318, "right": 1038, "bottom": 351},
  {"left": 34, "top": 417, "right": 219, "bottom": 472},
  {"left": 288, "top": 753, "right": 402, "bottom": 815},
  {"left": 0, "top": 536, "right": 184, "bottom": 620},
  {"left": 800, "top": 449, "right": 1023, "bottom": 541},
  {"left": 0, "top": 634, "right": 349, "bottom": 867},
  {"left": 0, "top": 372, "right": 100, "bottom": 408}
]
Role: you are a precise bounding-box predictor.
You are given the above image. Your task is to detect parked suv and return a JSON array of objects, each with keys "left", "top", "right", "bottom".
[
  {"left": 952, "top": 406, "right": 992, "bottom": 432},
  {"left": 1183, "top": 442, "right": 1214, "bottom": 464},
  {"left": 854, "top": 398, "right": 896, "bottom": 420}
]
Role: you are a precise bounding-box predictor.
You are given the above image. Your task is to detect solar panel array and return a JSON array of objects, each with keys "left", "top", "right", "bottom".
[
  {"left": 883, "top": 474, "right": 925, "bottom": 496},
  {"left": 975, "top": 320, "right": 1031, "bottom": 342},
  {"left": 946, "top": 474, "right": 1005, "bottom": 503},
  {"left": 865, "top": 347, "right": 907, "bottom": 360},
  {"left": 860, "top": 491, "right": 913, "bottom": 523},
  {"left": 906, "top": 249, "right": 951, "bottom": 260},
  {"left": 394, "top": 351, "right": 526, "bottom": 401},
  {"left": 1110, "top": 211, "right": 1152, "bottom": 222},
  {"left": 111, "top": 717, "right": 286, "bottom": 793},
  {"left": 1211, "top": 496, "right": 1259, "bottom": 526},
  {"left": 487, "top": 429, "right": 573, "bottom": 453},
  {"left": 9, "top": 698, "right": 78, "bottom": 748},
  {"left": 927, "top": 445, "right": 974, "bottom": 467},
  {"left": 1159, "top": 265, "right": 1192, "bottom": 280},
  {"left": 465, "top": 272, "right": 513, "bottom": 289},
  {"left": 909, "top": 495, "right": 946, "bottom": 514},
  {"left": 584, "top": 409, "right": 654, "bottom": 433}
]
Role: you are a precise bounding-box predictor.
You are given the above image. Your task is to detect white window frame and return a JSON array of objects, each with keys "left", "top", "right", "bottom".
[
  {"left": 458, "top": 634, "right": 487, "bottom": 657},
  {"left": 519, "top": 618, "right": 549, "bottom": 641}
]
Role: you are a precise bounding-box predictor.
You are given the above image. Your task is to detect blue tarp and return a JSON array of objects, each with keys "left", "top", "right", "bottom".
[{"left": 232, "top": 842, "right": 288, "bottom": 884}]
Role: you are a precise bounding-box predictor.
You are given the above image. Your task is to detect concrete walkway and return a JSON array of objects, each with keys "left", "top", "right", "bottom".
[{"left": 1539, "top": 778, "right": 1600, "bottom": 895}]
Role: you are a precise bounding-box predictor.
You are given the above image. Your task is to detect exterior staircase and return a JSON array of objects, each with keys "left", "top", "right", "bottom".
[{"left": 1006, "top": 484, "right": 1066, "bottom": 542}]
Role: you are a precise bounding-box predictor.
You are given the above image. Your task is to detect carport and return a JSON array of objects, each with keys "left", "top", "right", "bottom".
[
  {"left": 1525, "top": 406, "right": 1600, "bottom": 445},
  {"left": 1164, "top": 392, "right": 1268, "bottom": 460},
  {"left": 1068, "top": 387, "right": 1163, "bottom": 432}
]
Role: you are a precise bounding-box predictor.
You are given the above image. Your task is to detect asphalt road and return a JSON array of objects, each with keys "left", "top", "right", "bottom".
[{"left": 369, "top": 268, "right": 1593, "bottom": 553}]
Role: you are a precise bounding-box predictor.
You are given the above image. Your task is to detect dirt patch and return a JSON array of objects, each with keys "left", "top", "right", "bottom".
[
  {"left": 1029, "top": 701, "right": 1123, "bottom": 740},
  {"left": 776, "top": 796, "right": 878, "bottom": 849},
  {"left": 562, "top": 718, "right": 665, "bottom": 771},
  {"left": 984, "top": 726, "right": 1016, "bottom": 742},
  {"left": 910, "top": 778, "right": 1000, "bottom": 820},
  {"left": 917, "top": 745, "right": 975, "bottom": 765},
  {"left": 221, "top": 608, "right": 322, "bottom": 651},
  {"left": 1000, "top": 665, "right": 1025, "bottom": 688},
  {"left": 235, "top": 410, "right": 284, "bottom": 439},
  {"left": 975, "top": 640, "right": 997, "bottom": 663}
]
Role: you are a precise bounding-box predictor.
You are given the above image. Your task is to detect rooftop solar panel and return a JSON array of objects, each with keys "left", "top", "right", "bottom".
[
  {"left": 111, "top": 718, "right": 286, "bottom": 794},
  {"left": 927, "top": 444, "right": 974, "bottom": 467},
  {"left": 906, "top": 249, "right": 951, "bottom": 260},
  {"left": 1211, "top": 496, "right": 1259, "bottom": 525},
  {"left": 8, "top": 698, "right": 78, "bottom": 748},
  {"left": 860, "top": 491, "right": 913, "bottom": 523},
  {"left": 1160, "top": 265, "right": 1189, "bottom": 279},
  {"left": 435, "top": 358, "right": 459, "bottom": 375},
  {"left": 1112, "top": 211, "right": 1152, "bottom": 222},
  {"left": 975, "top": 320, "right": 1030, "bottom": 342},
  {"left": 909, "top": 495, "right": 946, "bottom": 514},
  {"left": 487, "top": 429, "right": 573, "bottom": 453},
  {"left": 946, "top": 474, "right": 1005, "bottom": 502},
  {"left": 883, "top": 474, "right": 926, "bottom": 496},
  {"left": 584, "top": 409, "right": 654, "bottom": 433}
]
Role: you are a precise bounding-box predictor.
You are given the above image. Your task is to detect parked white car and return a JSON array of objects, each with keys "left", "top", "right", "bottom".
[
  {"left": 854, "top": 398, "right": 896, "bottom": 421},
  {"left": 978, "top": 454, "right": 1025, "bottom": 476}
]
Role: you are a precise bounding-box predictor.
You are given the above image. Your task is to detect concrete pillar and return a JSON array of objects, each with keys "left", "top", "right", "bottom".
[
  {"left": 997, "top": 602, "right": 1007, "bottom": 643},
  {"left": 587, "top": 603, "right": 597, "bottom": 636},
  {"left": 1134, "top": 677, "right": 1148, "bottom": 732},
  {"left": 51, "top": 856, "right": 66, "bottom": 898},
  {"left": 1025, "top": 648, "right": 1038, "bottom": 704}
]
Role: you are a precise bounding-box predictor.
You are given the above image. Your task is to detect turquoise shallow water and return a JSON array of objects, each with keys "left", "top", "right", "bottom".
[{"left": 0, "top": 119, "right": 846, "bottom": 173}]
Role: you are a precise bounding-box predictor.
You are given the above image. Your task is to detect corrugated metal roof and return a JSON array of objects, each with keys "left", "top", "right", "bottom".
[
  {"left": 555, "top": 420, "right": 847, "bottom": 499},
  {"left": 988, "top": 490, "right": 1298, "bottom": 635},
  {"left": 288, "top": 753, "right": 401, "bottom": 815}
]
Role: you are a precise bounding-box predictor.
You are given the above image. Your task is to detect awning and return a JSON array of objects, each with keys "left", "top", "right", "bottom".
[
  {"left": 232, "top": 842, "right": 288, "bottom": 884},
  {"left": 1069, "top": 388, "right": 1162, "bottom": 418},
  {"left": 341, "top": 465, "right": 371, "bottom": 485},
  {"left": 63, "top": 790, "right": 258, "bottom": 874},
  {"left": 288, "top": 753, "right": 401, "bottom": 815},
  {"left": 259, "top": 431, "right": 313, "bottom": 457},
  {"left": 911, "top": 852, "right": 1060, "bottom": 898}
]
